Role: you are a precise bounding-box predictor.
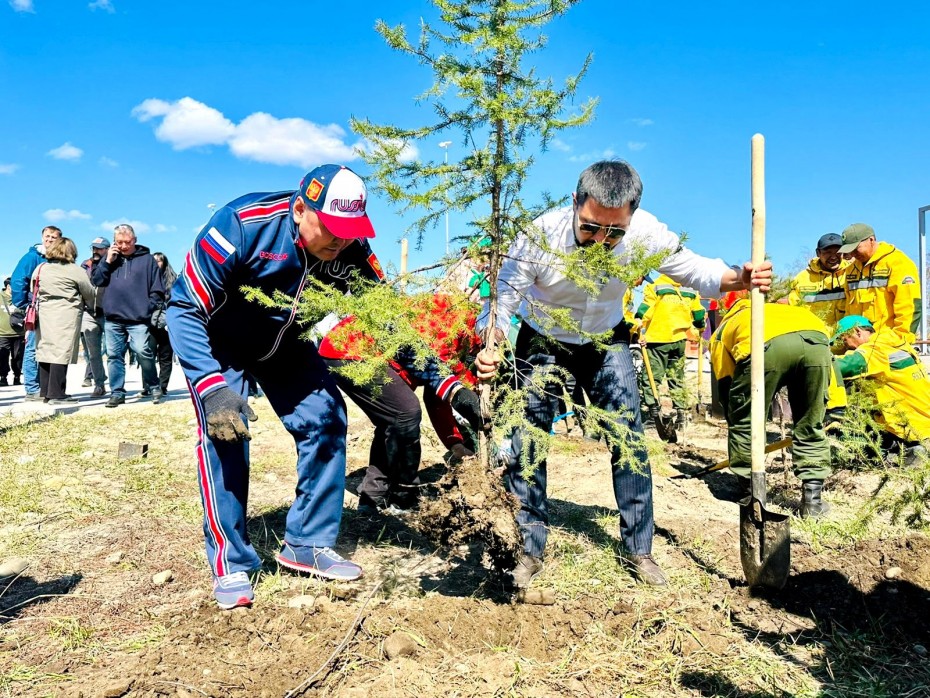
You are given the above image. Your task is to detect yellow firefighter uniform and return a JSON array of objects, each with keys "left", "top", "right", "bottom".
[
  {"left": 788, "top": 258, "right": 847, "bottom": 328},
  {"left": 844, "top": 242, "right": 922, "bottom": 343},
  {"left": 835, "top": 328, "right": 930, "bottom": 442},
  {"left": 709, "top": 299, "right": 834, "bottom": 480},
  {"left": 636, "top": 275, "right": 705, "bottom": 343}
]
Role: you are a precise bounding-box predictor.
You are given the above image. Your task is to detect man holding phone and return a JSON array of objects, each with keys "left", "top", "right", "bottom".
[{"left": 91, "top": 224, "right": 164, "bottom": 407}]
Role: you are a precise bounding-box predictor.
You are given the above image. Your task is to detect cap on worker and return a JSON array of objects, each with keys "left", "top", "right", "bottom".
[
  {"left": 298, "top": 165, "right": 375, "bottom": 240},
  {"left": 837, "top": 223, "right": 875, "bottom": 254},
  {"left": 91, "top": 237, "right": 110, "bottom": 248},
  {"left": 831, "top": 314, "right": 873, "bottom": 341},
  {"left": 816, "top": 233, "right": 842, "bottom": 251}
]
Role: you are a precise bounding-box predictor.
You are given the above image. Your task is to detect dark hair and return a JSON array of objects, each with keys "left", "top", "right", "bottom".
[
  {"left": 153, "top": 252, "right": 178, "bottom": 290},
  {"left": 575, "top": 160, "right": 643, "bottom": 213}
]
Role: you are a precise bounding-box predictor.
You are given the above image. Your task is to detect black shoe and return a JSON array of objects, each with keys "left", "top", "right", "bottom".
[
  {"left": 619, "top": 553, "right": 668, "bottom": 586},
  {"left": 139, "top": 388, "right": 151, "bottom": 397},
  {"left": 0, "top": 377, "right": 8, "bottom": 387},
  {"left": 91, "top": 385, "right": 106, "bottom": 397},
  {"left": 106, "top": 395, "right": 125, "bottom": 408},
  {"left": 13, "top": 375, "right": 21, "bottom": 386},
  {"left": 800, "top": 480, "right": 831, "bottom": 519},
  {"left": 357, "top": 493, "right": 390, "bottom": 516},
  {"left": 151, "top": 387, "right": 164, "bottom": 404}
]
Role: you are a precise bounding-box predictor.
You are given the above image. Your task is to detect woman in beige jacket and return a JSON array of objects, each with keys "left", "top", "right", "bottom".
[{"left": 31, "top": 238, "right": 95, "bottom": 403}]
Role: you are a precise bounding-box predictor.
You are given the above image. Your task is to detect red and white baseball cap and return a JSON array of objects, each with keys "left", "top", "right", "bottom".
[{"left": 298, "top": 164, "right": 375, "bottom": 239}]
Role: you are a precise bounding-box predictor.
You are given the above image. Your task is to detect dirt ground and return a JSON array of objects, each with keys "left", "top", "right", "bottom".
[{"left": 2, "top": 384, "right": 930, "bottom": 697}]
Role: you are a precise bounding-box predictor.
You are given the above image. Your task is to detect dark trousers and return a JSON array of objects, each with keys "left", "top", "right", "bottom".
[
  {"left": 38, "top": 362, "right": 68, "bottom": 399},
  {"left": 510, "top": 323, "right": 654, "bottom": 557},
  {"left": 324, "top": 358, "right": 422, "bottom": 507},
  {"left": 148, "top": 325, "right": 174, "bottom": 392},
  {"left": 0, "top": 335, "right": 24, "bottom": 379},
  {"left": 640, "top": 340, "right": 687, "bottom": 410},
  {"left": 726, "top": 331, "right": 832, "bottom": 481}
]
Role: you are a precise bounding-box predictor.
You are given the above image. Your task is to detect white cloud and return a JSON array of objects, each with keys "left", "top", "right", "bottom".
[
  {"left": 99, "top": 219, "right": 175, "bottom": 235},
  {"left": 132, "top": 96, "right": 368, "bottom": 168},
  {"left": 628, "top": 118, "right": 654, "bottom": 127},
  {"left": 0, "top": 163, "right": 19, "bottom": 175},
  {"left": 355, "top": 137, "right": 419, "bottom": 165},
  {"left": 48, "top": 142, "right": 84, "bottom": 161},
  {"left": 44, "top": 209, "right": 92, "bottom": 222},
  {"left": 550, "top": 138, "right": 571, "bottom": 152},
  {"left": 132, "top": 97, "right": 235, "bottom": 150},
  {"left": 627, "top": 141, "right": 648, "bottom": 152},
  {"left": 568, "top": 148, "right": 616, "bottom": 163},
  {"left": 88, "top": 0, "right": 114, "bottom": 11},
  {"left": 231, "top": 112, "right": 359, "bottom": 166},
  {"left": 99, "top": 156, "right": 119, "bottom": 168},
  {"left": 100, "top": 219, "right": 151, "bottom": 235},
  {"left": 9, "top": 0, "right": 34, "bottom": 13}
]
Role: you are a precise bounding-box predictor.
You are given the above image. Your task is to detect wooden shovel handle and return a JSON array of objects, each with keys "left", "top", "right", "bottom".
[{"left": 750, "top": 134, "right": 766, "bottom": 476}]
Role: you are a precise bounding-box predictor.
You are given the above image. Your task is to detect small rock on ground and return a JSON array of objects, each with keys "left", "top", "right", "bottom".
[
  {"left": 383, "top": 631, "right": 418, "bottom": 660},
  {"left": 287, "top": 595, "right": 316, "bottom": 609},
  {"left": 152, "top": 570, "right": 174, "bottom": 585},
  {"left": 0, "top": 558, "right": 28, "bottom": 577}
]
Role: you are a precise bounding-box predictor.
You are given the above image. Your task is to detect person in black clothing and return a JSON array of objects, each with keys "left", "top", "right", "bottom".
[{"left": 149, "top": 252, "right": 177, "bottom": 393}]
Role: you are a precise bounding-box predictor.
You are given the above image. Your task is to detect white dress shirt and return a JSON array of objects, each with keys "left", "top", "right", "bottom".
[{"left": 479, "top": 205, "right": 731, "bottom": 345}]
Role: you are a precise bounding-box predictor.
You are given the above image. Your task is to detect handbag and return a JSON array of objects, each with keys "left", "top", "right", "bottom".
[{"left": 24, "top": 263, "right": 44, "bottom": 332}]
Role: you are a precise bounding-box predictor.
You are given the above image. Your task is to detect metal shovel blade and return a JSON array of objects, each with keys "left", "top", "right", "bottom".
[
  {"left": 739, "top": 476, "right": 790, "bottom": 590},
  {"left": 654, "top": 413, "right": 678, "bottom": 444}
]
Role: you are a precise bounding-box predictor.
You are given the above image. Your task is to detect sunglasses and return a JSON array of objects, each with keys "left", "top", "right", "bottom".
[{"left": 578, "top": 221, "right": 626, "bottom": 239}]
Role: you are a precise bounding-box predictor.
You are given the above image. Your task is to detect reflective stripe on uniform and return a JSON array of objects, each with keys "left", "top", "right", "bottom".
[{"left": 847, "top": 277, "right": 890, "bottom": 291}]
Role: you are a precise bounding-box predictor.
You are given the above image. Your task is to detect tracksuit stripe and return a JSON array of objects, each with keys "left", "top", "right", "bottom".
[
  {"left": 238, "top": 198, "right": 290, "bottom": 223},
  {"left": 189, "top": 380, "right": 230, "bottom": 577},
  {"left": 183, "top": 252, "right": 214, "bottom": 314},
  {"left": 436, "top": 375, "right": 460, "bottom": 402},
  {"left": 195, "top": 373, "right": 226, "bottom": 397}
]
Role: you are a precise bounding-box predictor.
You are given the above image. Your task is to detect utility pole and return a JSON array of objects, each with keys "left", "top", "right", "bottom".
[{"left": 439, "top": 140, "right": 452, "bottom": 255}]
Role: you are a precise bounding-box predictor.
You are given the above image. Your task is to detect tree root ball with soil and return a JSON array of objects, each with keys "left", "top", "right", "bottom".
[{"left": 412, "top": 456, "right": 523, "bottom": 572}]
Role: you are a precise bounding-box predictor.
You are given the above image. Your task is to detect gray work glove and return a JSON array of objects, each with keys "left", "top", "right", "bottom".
[{"left": 202, "top": 386, "right": 258, "bottom": 442}]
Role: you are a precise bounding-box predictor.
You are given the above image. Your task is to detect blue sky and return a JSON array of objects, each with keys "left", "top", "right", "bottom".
[{"left": 2, "top": 0, "right": 929, "bottom": 287}]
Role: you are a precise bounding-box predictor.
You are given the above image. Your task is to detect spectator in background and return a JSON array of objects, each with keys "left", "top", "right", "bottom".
[
  {"left": 0, "top": 277, "right": 25, "bottom": 386},
  {"left": 32, "top": 238, "right": 95, "bottom": 404},
  {"left": 150, "top": 252, "right": 177, "bottom": 394},
  {"left": 91, "top": 224, "right": 165, "bottom": 407},
  {"left": 10, "top": 225, "right": 62, "bottom": 401},
  {"left": 80, "top": 237, "right": 110, "bottom": 397}
]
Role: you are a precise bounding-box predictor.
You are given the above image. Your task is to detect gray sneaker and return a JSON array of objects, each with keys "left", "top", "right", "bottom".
[
  {"left": 509, "top": 554, "right": 543, "bottom": 590},
  {"left": 24, "top": 393, "right": 43, "bottom": 402}
]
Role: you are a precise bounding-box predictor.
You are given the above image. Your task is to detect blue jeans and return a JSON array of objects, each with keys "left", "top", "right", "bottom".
[
  {"left": 508, "top": 323, "right": 654, "bottom": 557},
  {"left": 105, "top": 320, "right": 158, "bottom": 396},
  {"left": 23, "top": 330, "right": 38, "bottom": 395}
]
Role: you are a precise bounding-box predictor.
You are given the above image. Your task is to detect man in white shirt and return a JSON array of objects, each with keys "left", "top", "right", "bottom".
[{"left": 475, "top": 160, "right": 771, "bottom": 588}]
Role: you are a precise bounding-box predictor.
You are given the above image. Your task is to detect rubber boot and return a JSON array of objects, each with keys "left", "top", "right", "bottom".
[
  {"left": 643, "top": 405, "right": 658, "bottom": 428},
  {"left": 800, "top": 479, "right": 831, "bottom": 519}
]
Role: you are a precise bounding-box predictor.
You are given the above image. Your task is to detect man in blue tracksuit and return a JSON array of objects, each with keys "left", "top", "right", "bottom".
[{"left": 167, "top": 164, "right": 382, "bottom": 609}]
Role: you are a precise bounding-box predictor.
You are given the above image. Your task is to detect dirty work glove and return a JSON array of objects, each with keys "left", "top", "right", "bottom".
[
  {"left": 202, "top": 387, "right": 258, "bottom": 442},
  {"left": 450, "top": 385, "right": 485, "bottom": 433}
]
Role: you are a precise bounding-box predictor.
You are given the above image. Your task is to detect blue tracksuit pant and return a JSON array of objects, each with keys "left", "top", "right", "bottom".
[
  {"left": 191, "top": 342, "right": 347, "bottom": 577},
  {"left": 509, "top": 323, "right": 654, "bottom": 557}
]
